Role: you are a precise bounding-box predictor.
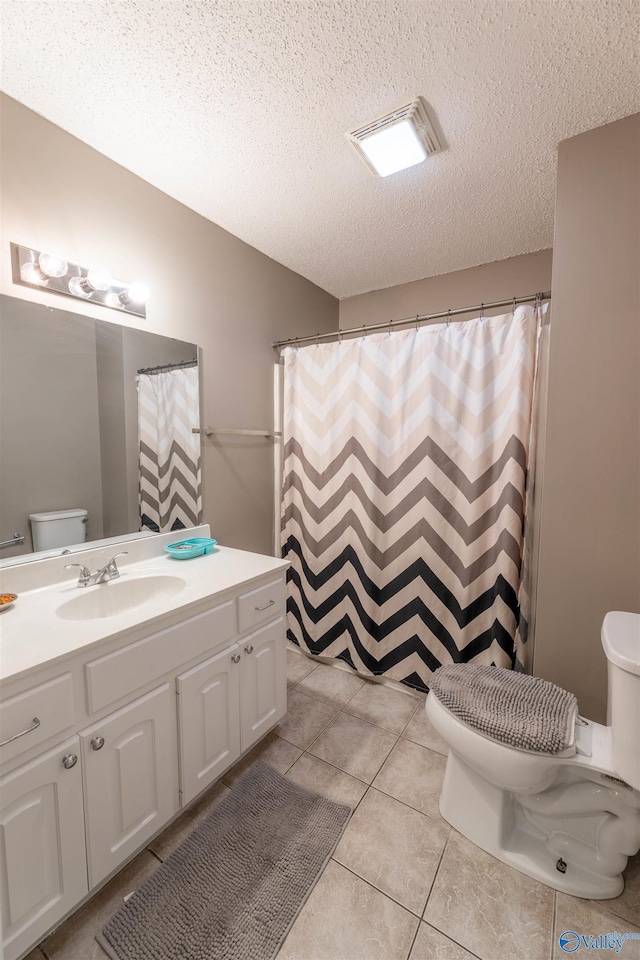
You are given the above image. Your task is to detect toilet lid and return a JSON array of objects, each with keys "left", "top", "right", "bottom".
[{"left": 429, "top": 664, "right": 578, "bottom": 755}]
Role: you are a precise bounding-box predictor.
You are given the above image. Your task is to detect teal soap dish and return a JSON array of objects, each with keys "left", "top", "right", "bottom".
[{"left": 165, "top": 537, "right": 217, "bottom": 559}]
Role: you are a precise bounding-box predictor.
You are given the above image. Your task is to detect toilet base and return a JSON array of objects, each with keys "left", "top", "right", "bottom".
[{"left": 440, "top": 751, "right": 627, "bottom": 899}]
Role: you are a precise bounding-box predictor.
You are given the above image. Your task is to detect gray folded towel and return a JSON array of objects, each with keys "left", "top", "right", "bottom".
[{"left": 430, "top": 664, "right": 578, "bottom": 754}]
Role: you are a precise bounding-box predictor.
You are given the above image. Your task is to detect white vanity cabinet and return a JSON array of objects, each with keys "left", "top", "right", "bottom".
[
  {"left": 177, "top": 615, "right": 286, "bottom": 804},
  {"left": 0, "top": 737, "right": 88, "bottom": 960},
  {"left": 177, "top": 642, "right": 242, "bottom": 804},
  {"left": 239, "top": 617, "right": 286, "bottom": 752},
  {"left": 80, "top": 683, "right": 178, "bottom": 888},
  {"left": 0, "top": 550, "right": 288, "bottom": 960}
]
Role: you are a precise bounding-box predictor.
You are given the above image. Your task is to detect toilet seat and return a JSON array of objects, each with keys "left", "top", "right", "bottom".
[{"left": 429, "top": 663, "right": 578, "bottom": 755}]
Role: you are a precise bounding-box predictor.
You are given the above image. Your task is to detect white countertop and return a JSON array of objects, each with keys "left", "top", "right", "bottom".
[{"left": 0, "top": 542, "right": 289, "bottom": 686}]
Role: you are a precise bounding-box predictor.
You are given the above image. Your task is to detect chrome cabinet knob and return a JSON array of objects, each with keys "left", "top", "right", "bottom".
[
  {"left": 231, "top": 653, "right": 241, "bottom": 664},
  {"left": 244, "top": 644, "right": 254, "bottom": 654},
  {"left": 91, "top": 736, "right": 105, "bottom": 750},
  {"left": 62, "top": 753, "right": 78, "bottom": 769}
]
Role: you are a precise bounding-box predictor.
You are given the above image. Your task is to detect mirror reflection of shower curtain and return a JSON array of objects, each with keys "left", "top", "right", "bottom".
[
  {"left": 138, "top": 366, "right": 203, "bottom": 533},
  {"left": 281, "top": 305, "right": 547, "bottom": 693}
]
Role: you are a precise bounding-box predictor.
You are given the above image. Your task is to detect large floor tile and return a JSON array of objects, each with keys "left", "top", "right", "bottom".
[
  {"left": 221, "top": 731, "right": 302, "bottom": 786},
  {"left": 334, "top": 788, "right": 450, "bottom": 915},
  {"left": 409, "top": 923, "right": 479, "bottom": 960},
  {"left": 43, "top": 852, "right": 160, "bottom": 960},
  {"left": 308, "top": 712, "right": 398, "bottom": 783},
  {"left": 277, "top": 859, "right": 419, "bottom": 960},
  {"left": 276, "top": 689, "right": 340, "bottom": 749},
  {"left": 424, "top": 831, "right": 555, "bottom": 960},
  {"left": 373, "top": 738, "right": 447, "bottom": 819},
  {"left": 296, "top": 660, "right": 364, "bottom": 707},
  {"left": 286, "top": 753, "right": 368, "bottom": 808},
  {"left": 402, "top": 698, "right": 449, "bottom": 756},
  {"left": 287, "top": 647, "right": 318, "bottom": 687},
  {"left": 553, "top": 892, "right": 640, "bottom": 960},
  {"left": 148, "top": 780, "right": 229, "bottom": 861},
  {"left": 344, "top": 681, "right": 418, "bottom": 734},
  {"left": 601, "top": 850, "right": 640, "bottom": 927}
]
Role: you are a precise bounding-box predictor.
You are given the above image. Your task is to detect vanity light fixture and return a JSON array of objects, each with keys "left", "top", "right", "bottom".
[
  {"left": 12, "top": 243, "right": 149, "bottom": 318},
  {"left": 347, "top": 98, "right": 442, "bottom": 177}
]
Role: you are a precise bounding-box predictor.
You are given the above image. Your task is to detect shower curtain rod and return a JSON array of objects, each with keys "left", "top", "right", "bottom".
[
  {"left": 272, "top": 290, "right": 551, "bottom": 350},
  {"left": 137, "top": 358, "right": 197, "bottom": 376}
]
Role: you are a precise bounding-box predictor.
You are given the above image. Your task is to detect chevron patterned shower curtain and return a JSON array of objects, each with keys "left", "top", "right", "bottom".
[
  {"left": 138, "top": 366, "right": 203, "bottom": 533},
  {"left": 281, "top": 305, "right": 545, "bottom": 692}
]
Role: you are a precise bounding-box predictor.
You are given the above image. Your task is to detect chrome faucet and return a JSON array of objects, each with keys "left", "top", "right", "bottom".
[{"left": 65, "top": 552, "right": 129, "bottom": 587}]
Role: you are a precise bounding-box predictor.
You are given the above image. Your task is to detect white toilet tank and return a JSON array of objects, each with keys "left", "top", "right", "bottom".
[
  {"left": 602, "top": 611, "right": 640, "bottom": 791},
  {"left": 29, "top": 508, "right": 88, "bottom": 551}
]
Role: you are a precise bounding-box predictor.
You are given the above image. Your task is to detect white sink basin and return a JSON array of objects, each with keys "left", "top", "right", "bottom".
[{"left": 56, "top": 575, "right": 187, "bottom": 621}]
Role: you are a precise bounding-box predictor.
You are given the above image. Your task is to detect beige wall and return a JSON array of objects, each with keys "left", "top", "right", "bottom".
[
  {"left": 534, "top": 114, "right": 640, "bottom": 722},
  {"left": 0, "top": 94, "right": 338, "bottom": 556},
  {"left": 339, "top": 250, "right": 553, "bottom": 329}
]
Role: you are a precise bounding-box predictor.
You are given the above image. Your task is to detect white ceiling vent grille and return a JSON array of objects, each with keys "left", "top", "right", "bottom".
[{"left": 348, "top": 98, "right": 442, "bottom": 177}]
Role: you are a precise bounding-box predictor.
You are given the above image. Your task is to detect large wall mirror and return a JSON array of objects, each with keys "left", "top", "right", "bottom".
[{"left": 0, "top": 294, "right": 202, "bottom": 564}]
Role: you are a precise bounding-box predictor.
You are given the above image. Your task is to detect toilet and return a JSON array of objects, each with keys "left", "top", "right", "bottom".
[
  {"left": 426, "top": 611, "right": 640, "bottom": 899},
  {"left": 29, "top": 508, "right": 88, "bottom": 551}
]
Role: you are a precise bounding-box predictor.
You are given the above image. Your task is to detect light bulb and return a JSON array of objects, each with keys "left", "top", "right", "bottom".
[
  {"left": 68, "top": 276, "right": 93, "bottom": 299},
  {"left": 38, "top": 253, "right": 68, "bottom": 278},
  {"left": 105, "top": 292, "right": 124, "bottom": 308},
  {"left": 126, "top": 282, "right": 149, "bottom": 304},
  {"left": 86, "top": 269, "right": 111, "bottom": 292},
  {"left": 20, "top": 261, "right": 48, "bottom": 285}
]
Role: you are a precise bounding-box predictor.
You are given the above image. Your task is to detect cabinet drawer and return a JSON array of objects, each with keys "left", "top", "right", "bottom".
[
  {"left": 85, "top": 600, "right": 235, "bottom": 713},
  {"left": 0, "top": 674, "right": 75, "bottom": 765},
  {"left": 237, "top": 578, "right": 285, "bottom": 634}
]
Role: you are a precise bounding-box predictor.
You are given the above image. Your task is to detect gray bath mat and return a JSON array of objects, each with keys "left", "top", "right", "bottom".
[{"left": 97, "top": 760, "right": 352, "bottom": 960}]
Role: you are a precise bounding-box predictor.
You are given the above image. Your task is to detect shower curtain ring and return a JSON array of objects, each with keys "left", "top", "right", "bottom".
[
  {"left": 362, "top": 324, "right": 366, "bottom": 341},
  {"left": 480, "top": 303, "right": 485, "bottom": 318},
  {"left": 315, "top": 332, "right": 319, "bottom": 348},
  {"left": 388, "top": 317, "right": 393, "bottom": 337},
  {"left": 512, "top": 296, "right": 517, "bottom": 316},
  {"left": 415, "top": 314, "right": 420, "bottom": 332},
  {"left": 447, "top": 309, "right": 452, "bottom": 326}
]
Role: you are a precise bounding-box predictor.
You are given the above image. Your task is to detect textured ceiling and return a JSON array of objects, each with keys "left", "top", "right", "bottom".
[{"left": 1, "top": 1, "right": 638, "bottom": 298}]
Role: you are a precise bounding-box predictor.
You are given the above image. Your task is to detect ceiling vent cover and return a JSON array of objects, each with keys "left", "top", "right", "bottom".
[{"left": 348, "top": 98, "right": 442, "bottom": 177}]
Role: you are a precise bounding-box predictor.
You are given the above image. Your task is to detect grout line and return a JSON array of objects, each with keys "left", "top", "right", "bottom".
[
  {"left": 550, "top": 891, "right": 557, "bottom": 960},
  {"left": 288, "top": 661, "right": 428, "bottom": 742},
  {"left": 421, "top": 921, "right": 484, "bottom": 960},
  {"left": 422, "top": 832, "right": 450, "bottom": 919},
  {"left": 405, "top": 919, "right": 421, "bottom": 960},
  {"left": 364, "top": 782, "right": 449, "bottom": 826},
  {"left": 328, "top": 857, "right": 425, "bottom": 921},
  {"left": 588, "top": 893, "right": 640, "bottom": 929}
]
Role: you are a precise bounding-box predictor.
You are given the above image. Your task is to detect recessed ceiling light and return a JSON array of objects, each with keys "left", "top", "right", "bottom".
[{"left": 347, "top": 98, "right": 442, "bottom": 177}]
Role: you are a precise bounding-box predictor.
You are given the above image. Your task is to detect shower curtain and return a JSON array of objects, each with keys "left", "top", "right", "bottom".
[
  {"left": 138, "top": 366, "right": 203, "bottom": 533},
  {"left": 281, "top": 305, "right": 546, "bottom": 692}
]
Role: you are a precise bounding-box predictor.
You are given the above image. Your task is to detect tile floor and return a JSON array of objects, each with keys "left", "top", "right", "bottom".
[{"left": 31, "top": 646, "right": 640, "bottom": 960}]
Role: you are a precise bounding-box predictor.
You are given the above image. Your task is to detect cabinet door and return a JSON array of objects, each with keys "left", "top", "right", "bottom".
[
  {"left": 0, "top": 737, "right": 87, "bottom": 960},
  {"left": 177, "top": 642, "right": 241, "bottom": 805},
  {"left": 240, "top": 617, "right": 287, "bottom": 753},
  {"left": 81, "top": 684, "right": 177, "bottom": 888}
]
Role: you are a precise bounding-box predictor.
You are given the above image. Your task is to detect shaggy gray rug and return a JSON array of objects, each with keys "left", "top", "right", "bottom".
[{"left": 97, "top": 761, "right": 352, "bottom": 960}]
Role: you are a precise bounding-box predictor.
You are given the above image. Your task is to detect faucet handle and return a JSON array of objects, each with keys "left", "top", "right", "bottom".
[
  {"left": 105, "top": 551, "right": 128, "bottom": 576},
  {"left": 65, "top": 563, "right": 91, "bottom": 586}
]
